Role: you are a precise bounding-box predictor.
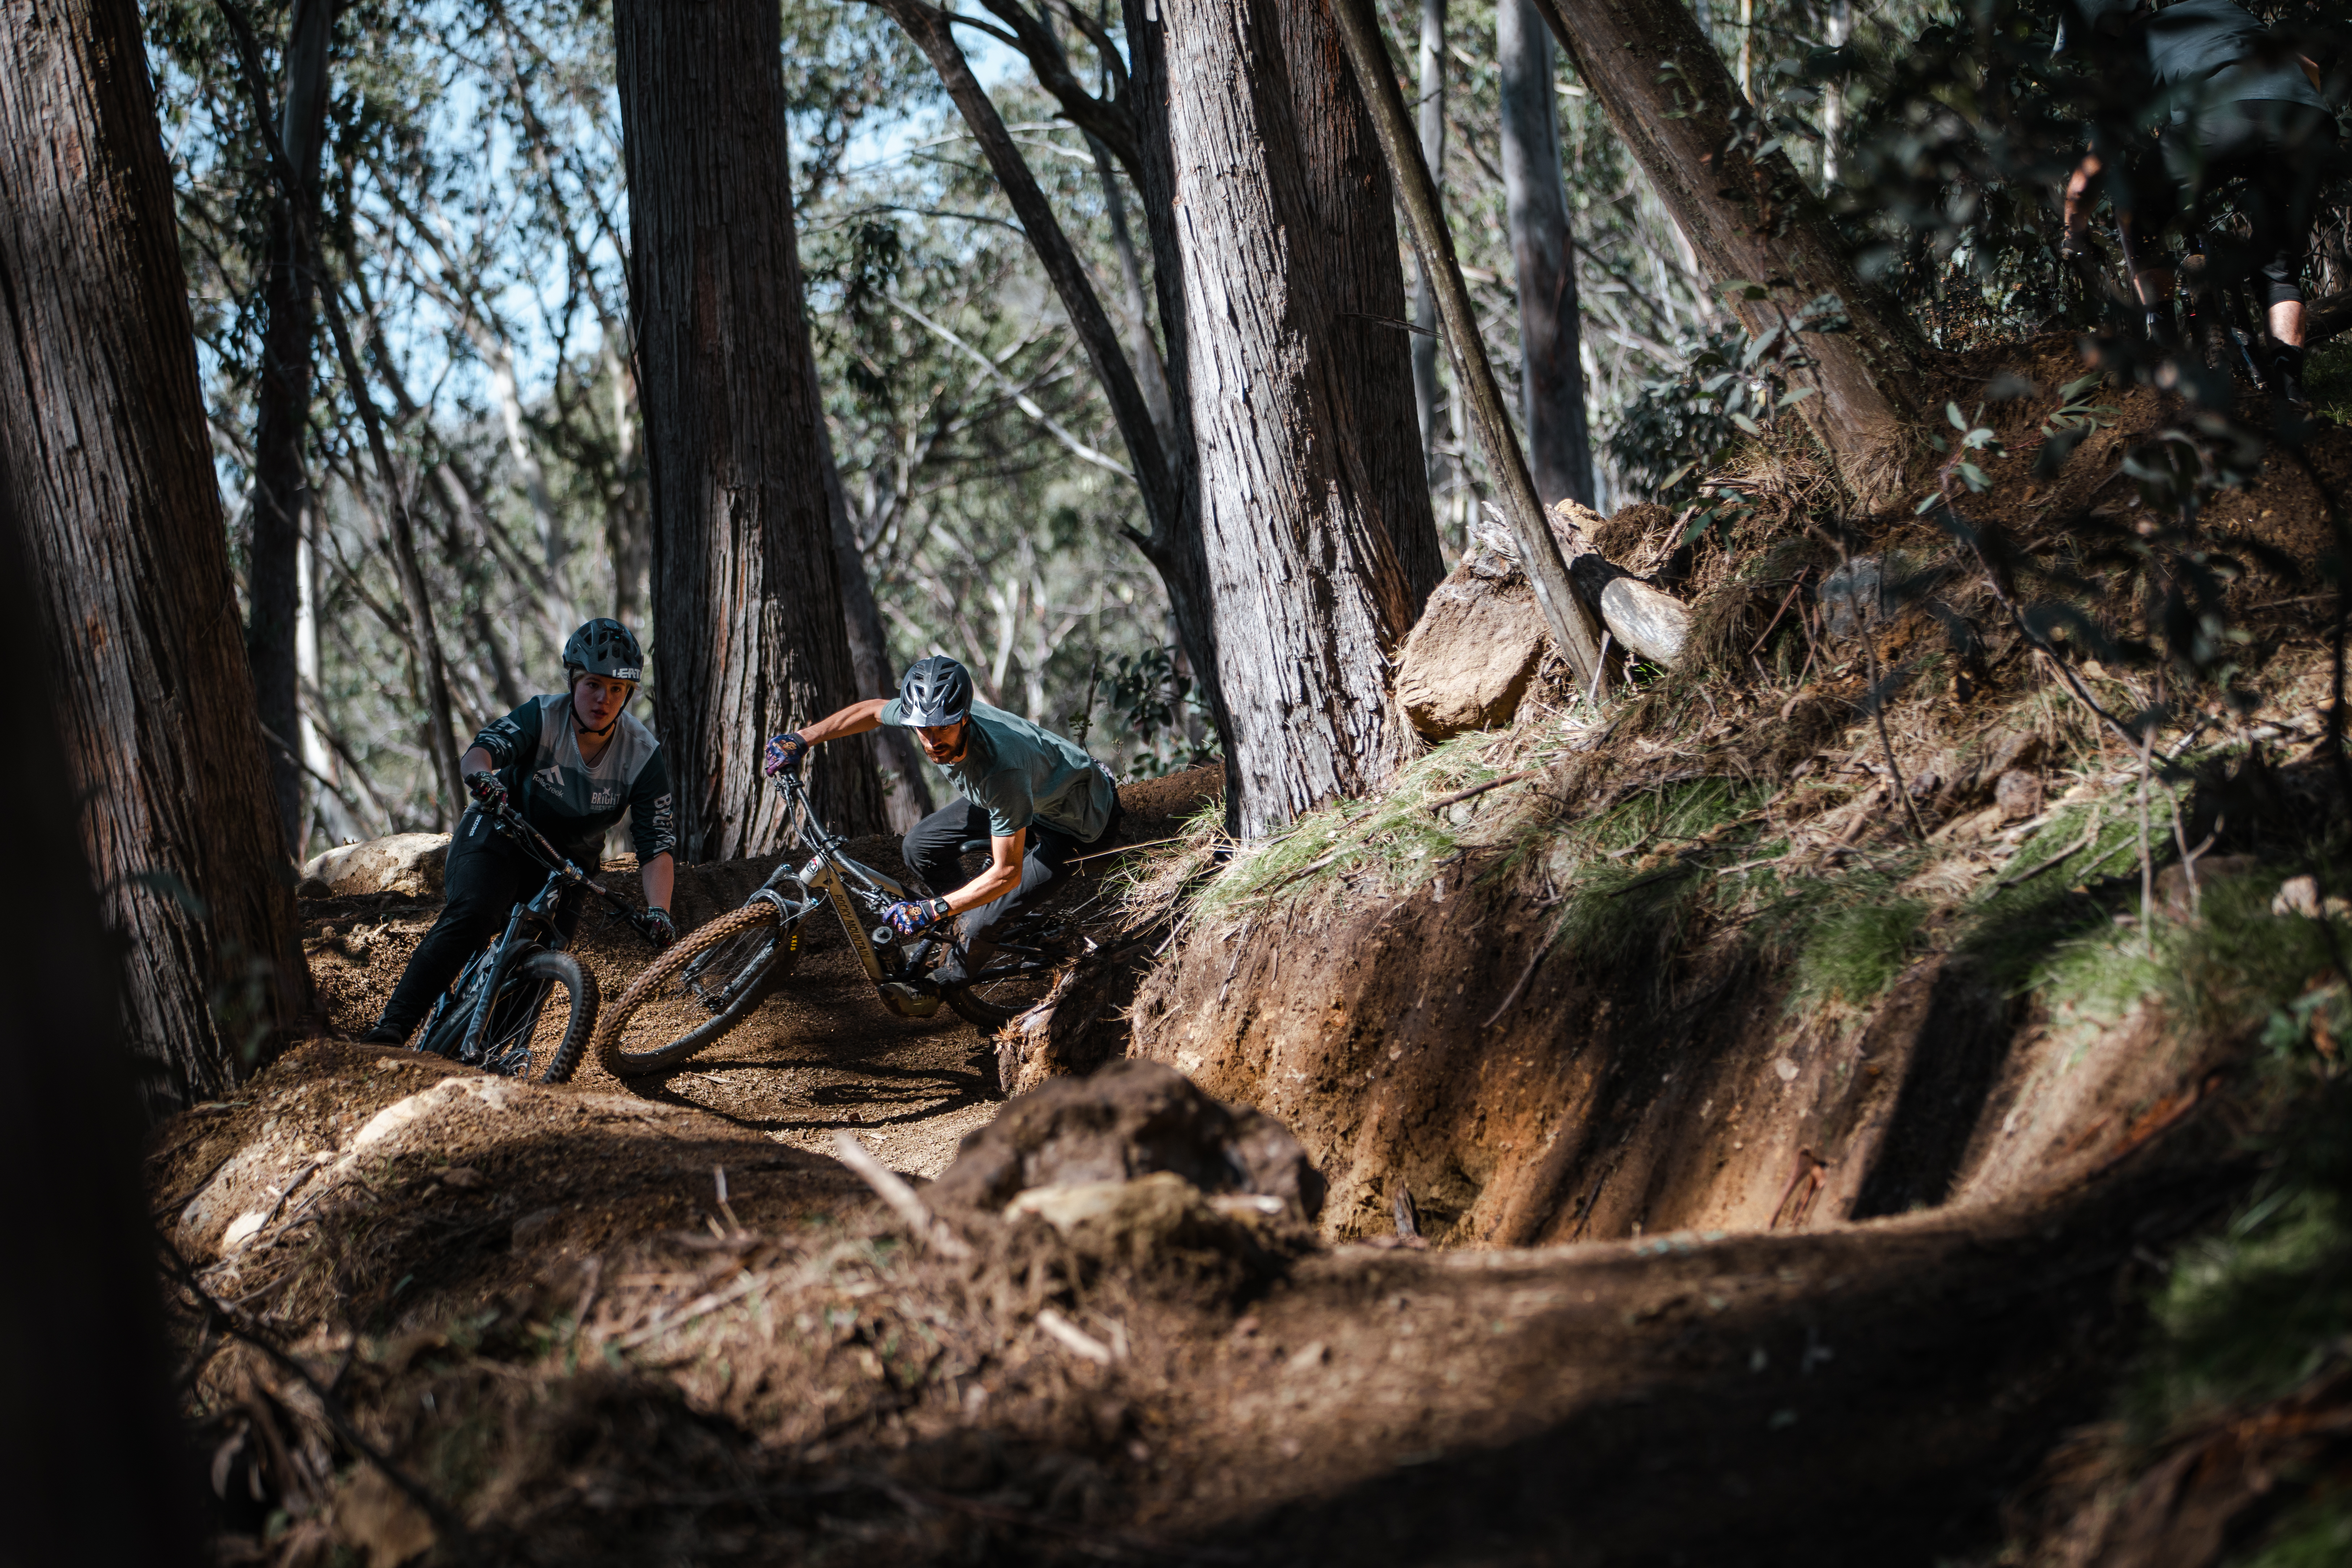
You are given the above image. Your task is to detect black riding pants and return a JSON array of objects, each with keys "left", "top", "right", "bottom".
[
  {"left": 377, "top": 810, "right": 586, "bottom": 1035},
  {"left": 900, "top": 798, "right": 1121, "bottom": 948}
]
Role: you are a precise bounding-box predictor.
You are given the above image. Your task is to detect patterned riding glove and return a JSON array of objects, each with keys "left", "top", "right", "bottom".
[
  {"left": 884, "top": 897, "right": 952, "bottom": 936},
  {"left": 465, "top": 770, "right": 507, "bottom": 811},
  {"left": 763, "top": 731, "right": 809, "bottom": 777},
  {"left": 645, "top": 907, "right": 677, "bottom": 948}
]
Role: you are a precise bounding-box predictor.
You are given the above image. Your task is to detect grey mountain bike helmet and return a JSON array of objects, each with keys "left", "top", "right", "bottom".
[
  {"left": 563, "top": 618, "right": 645, "bottom": 683},
  {"left": 898, "top": 655, "right": 973, "bottom": 727}
]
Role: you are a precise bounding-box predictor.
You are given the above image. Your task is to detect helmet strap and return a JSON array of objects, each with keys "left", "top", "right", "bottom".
[{"left": 570, "top": 695, "right": 619, "bottom": 742}]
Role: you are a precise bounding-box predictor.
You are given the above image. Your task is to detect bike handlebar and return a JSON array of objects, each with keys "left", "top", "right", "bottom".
[{"left": 478, "top": 800, "right": 667, "bottom": 946}]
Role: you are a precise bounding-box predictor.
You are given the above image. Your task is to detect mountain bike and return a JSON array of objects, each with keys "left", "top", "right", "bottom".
[
  {"left": 591, "top": 769, "right": 1080, "bottom": 1078},
  {"left": 412, "top": 800, "right": 669, "bottom": 1082}
]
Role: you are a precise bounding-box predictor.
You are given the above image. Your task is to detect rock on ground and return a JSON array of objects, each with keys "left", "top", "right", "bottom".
[{"left": 298, "top": 832, "right": 451, "bottom": 899}]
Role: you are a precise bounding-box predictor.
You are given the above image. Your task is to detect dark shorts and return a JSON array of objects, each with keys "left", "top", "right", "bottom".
[
  {"left": 2104, "top": 101, "right": 2340, "bottom": 307},
  {"left": 901, "top": 797, "right": 1124, "bottom": 948}
]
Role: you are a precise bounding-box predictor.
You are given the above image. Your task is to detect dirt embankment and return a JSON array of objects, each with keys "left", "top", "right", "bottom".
[
  {"left": 1130, "top": 363, "right": 2352, "bottom": 1252},
  {"left": 150, "top": 360, "right": 2352, "bottom": 1566}
]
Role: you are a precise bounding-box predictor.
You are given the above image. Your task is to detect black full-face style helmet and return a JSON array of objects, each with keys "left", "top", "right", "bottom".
[
  {"left": 898, "top": 655, "right": 973, "bottom": 728},
  {"left": 563, "top": 618, "right": 645, "bottom": 684}
]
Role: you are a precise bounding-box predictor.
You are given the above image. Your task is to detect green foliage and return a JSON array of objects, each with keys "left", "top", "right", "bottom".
[{"left": 1092, "top": 646, "right": 1218, "bottom": 778}]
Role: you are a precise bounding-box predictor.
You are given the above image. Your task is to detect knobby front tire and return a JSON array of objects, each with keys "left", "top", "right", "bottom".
[
  {"left": 592, "top": 902, "right": 798, "bottom": 1077},
  {"left": 507, "top": 948, "right": 596, "bottom": 1083}
]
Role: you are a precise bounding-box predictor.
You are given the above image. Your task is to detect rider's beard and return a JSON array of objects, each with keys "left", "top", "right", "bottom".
[{"left": 922, "top": 730, "right": 968, "bottom": 765}]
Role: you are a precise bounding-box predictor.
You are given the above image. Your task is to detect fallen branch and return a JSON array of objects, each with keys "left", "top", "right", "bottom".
[
  {"left": 832, "top": 1131, "right": 974, "bottom": 1259},
  {"left": 612, "top": 1269, "right": 774, "bottom": 1352},
  {"left": 1996, "top": 805, "right": 2107, "bottom": 889},
  {"left": 156, "top": 1233, "right": 467, "bottom": 1551},
  {"left": 1427, "top": 768, "right": 1541, "bottom": 813},
  {"left": 1034, "top": 1306, "right": 1116, "bottom": 1364}
]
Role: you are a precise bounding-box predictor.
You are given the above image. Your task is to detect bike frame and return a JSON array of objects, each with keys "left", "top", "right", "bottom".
[
  {"left": 434, "top": 804, "right": 653, "bottom": 1066},
  {"left": 757, "top": 773, "right": 944, "bottom": 1018}
]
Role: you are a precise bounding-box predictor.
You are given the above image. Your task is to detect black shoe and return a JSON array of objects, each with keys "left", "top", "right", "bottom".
[
  {"left": 357, "top": 1022, "right": 407, "bottom": 1046},
  {"left": 928, "top": 942, "right": 997, "bottom": 990},
  {"left": 2272, "top": 344, "right": 2309, "bottom": 411}
]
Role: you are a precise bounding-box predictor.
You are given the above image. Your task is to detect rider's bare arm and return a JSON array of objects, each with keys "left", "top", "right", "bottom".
[
  {"left": 640, "top": 851, "right": 674, "bottom": 915},
  {"left": 460, "top": 743, "right": 496, "bottom": 777},
  {"left": 939, "top": 829, "right": 1025, "bottom": 916},
  {"left": 795, "top": 698, "right": 890, "bottom": 747}
]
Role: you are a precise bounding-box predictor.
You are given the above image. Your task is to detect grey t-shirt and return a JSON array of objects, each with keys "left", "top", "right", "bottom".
[
  {"left": 473, "top": 695, "right": 676, "bottom": 865},
  {"left": 881, "top": 698, "right": 1115, "bottom": 842}
]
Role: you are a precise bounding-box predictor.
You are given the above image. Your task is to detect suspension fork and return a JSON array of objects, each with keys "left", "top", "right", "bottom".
[{"left": 458, "top": 882, "right": 563, "bottom": 1059}]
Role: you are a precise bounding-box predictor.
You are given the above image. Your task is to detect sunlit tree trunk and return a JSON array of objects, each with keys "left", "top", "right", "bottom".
[
  {"left": 616, "top": 0, "right": 885, "bottom": 858},
  {"left": 1411, "top": 0, "right": 1447, "bottom": 509},
  {"left": 0, "top": 0, "right": 306, "bottom": 1112},
  {"left": 246, "top": 0, "right": 334, "bottom": 854},
  {"left": 1531, "top": 0, "right": 1923, "bottom": 487},
  {"left": 1155, "top": 0, "right": 1442, "bottom": 834},
  {"left": 1499, "top": 0, "right": 1594, "bottom": 507}
]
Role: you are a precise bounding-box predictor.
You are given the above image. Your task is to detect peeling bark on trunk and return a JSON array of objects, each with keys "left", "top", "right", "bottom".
[
  {"left": 0, "top": 0, "right": 306, "bottom": 1112},
  {"left": 1411, "top": 0, "right": 1447, "bottom": 495},
  {"left": 1499, "top": 0, "right": 1595, "bottom": 508},
  {"left": 1157, "top": 0, "right": 1439, "bottom": 834},
  {"left": 616, "top": 0, "right": 884, "bottom": 859},
  {"left": 246, "top": 0, "right": 334, "bottom": 854},
  {"left": 1530, "top": 0, "right": 1923, "bottom": 488}
]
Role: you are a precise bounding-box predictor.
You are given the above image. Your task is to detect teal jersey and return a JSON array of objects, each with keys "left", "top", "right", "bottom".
[
  {"left": 880, "top": 698, "right": 1114, "bottom": 841},
  {"left": 472, "top": 696, "right": 676, "bottom": 864}
]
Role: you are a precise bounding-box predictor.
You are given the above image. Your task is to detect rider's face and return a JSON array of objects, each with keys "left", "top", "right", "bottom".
[
  {"left": 917, "top": 720, "right": 968, "bottom": 764},
  {"left": 571, "top": 673, "right": 636, "bottom": 731}
]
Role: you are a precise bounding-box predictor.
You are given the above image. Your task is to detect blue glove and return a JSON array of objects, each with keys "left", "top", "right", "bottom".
[
  {"left": 465, "top": 770, "right": 507, "bottom": 811},
  {"left": 763, "top": 732, "right": 809, "bottom": 778},
  {"left": 644, "top": 908, "right": 677, "bottom": 948},
  {"left": 884, "top": 897, "right": 952, "bottom": 936}
]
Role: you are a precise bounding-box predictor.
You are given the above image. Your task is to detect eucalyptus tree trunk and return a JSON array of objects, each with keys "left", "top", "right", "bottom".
[
  {"left": 1411, "top": 0, "right": 1447, "bottom": 494},
  {"left": 246, "top": 0, "right": 335, "bottom": 854},
  {"left": 0, "top": 0, "right": 306, "bottom": 1113},
  {"left": 1155, "top": 0, "right": 1443, "bottom": 834},
  {"left": 616, "top": 0, "right": 884, "bottom": 859},
  {"left": 1498, "top": 0, "right": 1594, "bottom": 508},
  {"left": 1529, "top": 0, "right": 1923, "bottom": 488}
]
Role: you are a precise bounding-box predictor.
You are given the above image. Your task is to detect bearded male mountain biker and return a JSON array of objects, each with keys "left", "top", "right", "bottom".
[
  {"left": 358, "top": 619, "right": 679, "bottom": 1045},
  {"left": 764, "top": 655, "right": 1121, "bottom": 986}
]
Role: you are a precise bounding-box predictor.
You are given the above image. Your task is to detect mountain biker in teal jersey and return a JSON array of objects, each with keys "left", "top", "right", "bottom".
[
  {"left": 764, "top": 655, "right": 1121, "bottom": 986},
  {"left": 2056, "top": 0, "right": 2339, "bottom": 403},
  {"left": 359, "top": 620, "right": 678, "bottom": 1045}
]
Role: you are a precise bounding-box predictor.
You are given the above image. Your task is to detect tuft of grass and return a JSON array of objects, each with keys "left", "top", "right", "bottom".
[
  {"left": 1176, "top": 726, "right": 1583, "bottom": 927},
  {"left": 1786, "top": 897, "right": 1929, "bottom": 1007}
]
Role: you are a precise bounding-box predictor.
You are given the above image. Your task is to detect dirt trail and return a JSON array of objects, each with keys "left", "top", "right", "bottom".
[{"left": 299, "top": 769, "right": 1221, "bottom": 1179}]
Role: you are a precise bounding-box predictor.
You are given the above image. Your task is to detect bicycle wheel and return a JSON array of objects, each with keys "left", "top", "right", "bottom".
[
  {"left": 939, "top": 930, "right": 1063, "bottom": 1030},
  {"left": 593, "top": 902, "right": 800, "bottom": 1077},
  {"left": 472, "top": 946, "right": 597, "bottom": 1083}
]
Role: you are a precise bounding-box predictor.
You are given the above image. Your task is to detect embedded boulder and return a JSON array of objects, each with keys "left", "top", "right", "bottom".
[
  {"left": 927, "top": 1058, "right": 1325, "bottom": 1223},
  {"left": 1393, "top": 542, "right": 1549, "bottom": 740},
  {"left": 1394, "top": 502, "right": 1693, "bottom": 741},
  {"left": 298, "top": 832, "right": 451, "bottom": 899}
]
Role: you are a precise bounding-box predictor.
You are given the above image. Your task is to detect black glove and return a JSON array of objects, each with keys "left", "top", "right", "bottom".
[
  {"left": 645, "top": 907, "right": 677, "bottom": 948},
  {"left": 883, "top": 896, "right": 952, "bottom": 936},
  {"left": 465, "top": 770, "right": 507, "bottom": 811}
]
